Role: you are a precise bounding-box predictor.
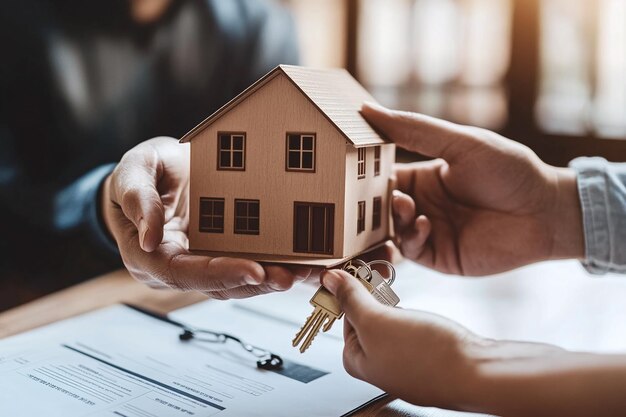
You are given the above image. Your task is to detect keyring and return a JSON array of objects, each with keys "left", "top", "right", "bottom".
[
  {"left": 342, "top": 259, "right": 372, "bottom": 281},
  {"left": 365, "top": 260, "right": 396, "bottom": 286}
]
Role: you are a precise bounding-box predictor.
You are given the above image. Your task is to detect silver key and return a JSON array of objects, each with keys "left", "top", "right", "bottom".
[
  {"left": 362, "top": 260, "right": 400, "bottom": 307},
  {"left": 368, "top": 270, "right": 400, "bottom": 306}
]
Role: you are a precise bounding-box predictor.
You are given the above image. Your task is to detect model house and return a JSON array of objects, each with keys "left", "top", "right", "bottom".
[{"left": 180, "top": 65, "right": 395, "bottom": 266}]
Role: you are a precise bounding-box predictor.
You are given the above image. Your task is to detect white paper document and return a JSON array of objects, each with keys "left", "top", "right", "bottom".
[{"left": 0, "top": 284, "right": 383, "bottom": 417}]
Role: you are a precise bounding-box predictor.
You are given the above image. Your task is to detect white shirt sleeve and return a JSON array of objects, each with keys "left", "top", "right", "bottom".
[{"left": 569, "top": 157, "right": 626, "bottom": 274}]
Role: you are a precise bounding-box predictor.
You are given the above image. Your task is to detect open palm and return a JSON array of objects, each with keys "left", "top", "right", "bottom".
[{"left": 102, "top": 137, "right": 311, "bottom": 298}]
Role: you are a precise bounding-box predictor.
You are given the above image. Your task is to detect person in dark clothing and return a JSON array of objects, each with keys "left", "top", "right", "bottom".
[{"left": 0, "top": 0, "right": 300, "bottom": 309}]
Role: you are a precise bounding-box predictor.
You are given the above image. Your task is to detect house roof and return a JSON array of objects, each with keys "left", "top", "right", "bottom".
[{"left": 179, "top": 65, "right": 387, "bottom": 146}]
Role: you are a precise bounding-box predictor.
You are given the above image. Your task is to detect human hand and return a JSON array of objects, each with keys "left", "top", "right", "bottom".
[
  {"left": 362, "top": 103, "right": 584, "bottom": 275},
  {"left": 321, "top": 269, "right": 480, "bottom": 409},
  {"left": 101, "top": 137, "right": 314, "bottom": 298},
  {"left": 323, "top": 269, "right": 626, "bottom": 417}
]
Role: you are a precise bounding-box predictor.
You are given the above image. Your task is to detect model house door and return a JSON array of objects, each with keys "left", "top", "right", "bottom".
[{"left": 293, "top": 202, "right": 334, "bottom": 254}]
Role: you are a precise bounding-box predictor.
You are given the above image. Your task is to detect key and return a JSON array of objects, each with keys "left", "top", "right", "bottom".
[
  {"left": 293, "top": 271, "right": 373, "bottom": 353},
  {"left": 361, "top": 260, "right": 400, "bottom": 307},
  {"left": 368, "top": 270, "right": 400, "bottom": 307},
  {"left": 293, "top": 258, "right": 399, "bottom": 353}
]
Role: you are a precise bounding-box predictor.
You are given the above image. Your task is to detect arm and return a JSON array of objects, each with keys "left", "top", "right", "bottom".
[
  {"left": 361, "top": 103, "right": 585, "bottom": 275},
  {"left": 97, "top": 2, "right": 314, "bottom": 298},
  {"left": 0, "top": 125, "right": 118, "bottom": 253},
  {"left": 322, "top": 269, "right": 626, "bottom": 417}
]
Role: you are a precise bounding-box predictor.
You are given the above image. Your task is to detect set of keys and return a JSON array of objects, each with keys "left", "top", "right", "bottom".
[{"left": 292, "top": 259, "right": 400, "bottom": 353}]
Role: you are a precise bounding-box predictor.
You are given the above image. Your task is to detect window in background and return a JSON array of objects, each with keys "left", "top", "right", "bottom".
[
  {"left": 357, "top": 0, "right": 512, "bottom": 131},
  {"left": 281, "top": 0, "right": 625, "bottom": 164},
  {"left": 537, "top": 0, "right": 626, "bottom": 139},
  {"left": 537, "top": 0, "right": 593, "bottom": 135},
  {"left": 280, "top": 0, "right": 347, "bottom": 68},
  {"left": 594, "top": 0, "right": 626, "bottom": 138}
]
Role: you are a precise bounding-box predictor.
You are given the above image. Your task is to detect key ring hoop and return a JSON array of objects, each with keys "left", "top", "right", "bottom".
[
  {"left": 342, "top": 259, "right": 372, "bottom": 280},
  {"left": 365, "top": 260, "right": 396, "bottom": 286}
]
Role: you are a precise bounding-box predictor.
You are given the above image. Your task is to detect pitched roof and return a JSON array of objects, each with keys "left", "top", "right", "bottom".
[{"left": 180, "top": 65, "right": 386, "bottom": 146}]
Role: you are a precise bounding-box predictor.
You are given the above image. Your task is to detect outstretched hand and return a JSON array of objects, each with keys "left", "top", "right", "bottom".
[
  {"left": 102, "top": 137, "right": 314, "bottom": 298},
  {"left": 323, "top": 269, "right": 626, "bottom": 417},
  {"left": 362, "top": 103, "right": 584, "bottom": 275},
  {"left": 321, "top": 269, "right": 480, "bottom": 409}
]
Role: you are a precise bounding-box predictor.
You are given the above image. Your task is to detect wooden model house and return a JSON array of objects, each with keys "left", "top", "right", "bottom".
[{"left": 180, "top": 65, "right": 395, "bottom": 266}]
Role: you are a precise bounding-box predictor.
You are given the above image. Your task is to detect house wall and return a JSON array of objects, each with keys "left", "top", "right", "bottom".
[
  {"left": 343, "top": 143, "right": 396, "bottom": 257},
  {"left": 188, "top": 73, "right": 346, "bottom": 258}
]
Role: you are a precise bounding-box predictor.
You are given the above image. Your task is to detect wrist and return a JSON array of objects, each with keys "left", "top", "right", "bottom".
[
  {"left": 548, "top": 167, "right": 585, "bottom": 260},
  {"left": 460, "top": 338, "right": 565, "bottom": 414},
  {"left": 100, "top": 174, "right": 117, "bottom": 242}
]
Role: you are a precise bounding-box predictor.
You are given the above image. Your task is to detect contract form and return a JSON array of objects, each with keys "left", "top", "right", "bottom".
[{"left": 0, "top": 283, "right": 383, "bottom": 417}]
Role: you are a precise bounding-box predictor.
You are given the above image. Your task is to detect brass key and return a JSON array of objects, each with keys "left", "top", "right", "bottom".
[{"left": 292, "top": 264, "right": 373, "bottom": 353}]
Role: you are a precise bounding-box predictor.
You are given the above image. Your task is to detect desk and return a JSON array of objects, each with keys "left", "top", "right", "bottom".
[
  {"left": 0, "top": 269, "right": 437, "bottom": 417},
  {"left": 3, "top": 260, "right": 626, "bottom": 416}
]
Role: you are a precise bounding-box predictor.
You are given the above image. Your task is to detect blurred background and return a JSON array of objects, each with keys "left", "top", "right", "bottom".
[
  {"left": 2, "top": 0, "right": 625, "bottom": 312},
  {"left": 281, "top": 0, "right": 626, "bottom": 165}
]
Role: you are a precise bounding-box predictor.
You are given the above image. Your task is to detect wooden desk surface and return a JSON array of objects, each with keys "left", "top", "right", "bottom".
[
  {"left": 0, "top": 269, "right": 425, "bottom": 417},
  {"left": 6, "top": 260, "right": 619, "bottom": 416}
]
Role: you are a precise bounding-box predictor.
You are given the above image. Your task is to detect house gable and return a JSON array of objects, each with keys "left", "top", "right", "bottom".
[{"left": 180, "top": 65, "right": 387, "bottom": 147}]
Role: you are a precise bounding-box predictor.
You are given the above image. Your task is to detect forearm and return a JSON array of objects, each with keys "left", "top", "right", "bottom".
[{"left": 465, "top": 340, "right": 626, "bottom": 416}]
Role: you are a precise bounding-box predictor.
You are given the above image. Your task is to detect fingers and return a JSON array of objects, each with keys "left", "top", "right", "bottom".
[
  {"left": 342, "top": 318, "right": 367, "bottom": 380},
  {"left": 398, "top": 215, "right": 432, "bottom": 261},
  {"left": 393, "top": 159, "right": 446, "bottom": 196},
  {"left": 264, "top": 265, "right": 299, "bottom": 291},
  {"left": 392, "top": 189, "right": 416, "bottom": 230},
  {"left": 361, "top": 102, "right": 478, "bottom": 161},
  {"left": 321, "top": 270, "right": 382, "bottom": 326},
  {"left": 389, "top": 189, "right": 432, "bottom": 261},
  {"left": 109, "top": 146, "right": 165, "bottom": 252}
]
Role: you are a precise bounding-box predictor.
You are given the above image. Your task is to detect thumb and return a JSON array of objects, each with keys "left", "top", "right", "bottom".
[
  {"left": 110, "top": 150, "right": 165, "bottom": 252},
  {"left": 322, "top": 270, "right": 381, "bottom": 324},
  {"left": 361, "top": 102, "right": 478, "bottom": 162}
]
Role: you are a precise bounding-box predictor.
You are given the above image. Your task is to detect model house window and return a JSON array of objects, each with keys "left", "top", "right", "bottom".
[
  {"left": 234, "top": 199, "right": 260, "bottom": 235},
  {"left": 372, "top": 197, "right": 382, "bottom": 230},
  {"left": 286, "top": 133, "right": 316, "bottom": 171},
  {"left": 199, "top": 197, "right": 225, "bottom": 233},
  {"left": 374, "top": 146, "right": 381, "bottom": 176},
  {"left": 218, "top": 132, "right": 246, "bottom": 170},
  {"left": 357, "top": 201, "right": 366, "bottom": 234},
  {"left": 357, "top": 148, "right": 366, "bottom": 179}
]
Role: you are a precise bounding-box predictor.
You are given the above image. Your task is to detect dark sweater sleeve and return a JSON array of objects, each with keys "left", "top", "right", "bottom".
[{"left": 0, "top": 124, "right": 119, "bottom": 253}]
